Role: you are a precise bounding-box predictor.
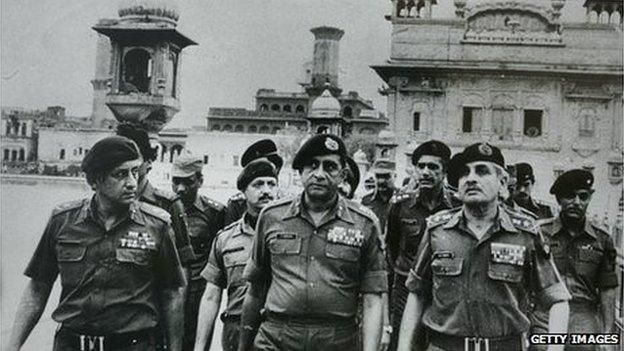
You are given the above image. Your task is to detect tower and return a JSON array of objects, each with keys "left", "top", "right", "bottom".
[
  {"left": 90, "top": 20, "right": 116, "bottom": 129},
  {"left": 92, "top": 0, "right": 197, "bottom": 134},
  {"left": 307, "top": 85, "right": 345, "bottom": 136},
  {"left": 305, "top": 26, "right": 344, "bottom": 97}
]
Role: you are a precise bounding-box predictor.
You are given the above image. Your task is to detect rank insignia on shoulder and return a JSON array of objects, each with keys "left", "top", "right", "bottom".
[
  {"left": 328, "top": 226, "right": 363, "bottom": 247},
  {"left": 426, "top": 211, "right": 454, "bottom": 227},
  {"left": 510, "top": 217, "right": 538, "bottom": 233},
  {"left": 490, "top": 243, "right": 526, "bottom": 266}
]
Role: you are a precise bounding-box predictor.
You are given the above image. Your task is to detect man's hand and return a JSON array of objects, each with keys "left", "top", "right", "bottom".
[{"left": 379, "top": 325, "right": 392, "bottom": 351}]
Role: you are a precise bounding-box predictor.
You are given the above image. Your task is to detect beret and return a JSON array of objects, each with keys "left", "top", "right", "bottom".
[
  {"left": 116, "top": 123, "right": 157, "bottom": 161},
  {"left": 550, "top": 169, "right": 594, "bottom": 196},
  {"left": 515, "top": 163, "right": 535, "bottom": 184},
  {"left": 446, "top": 143, "right": 505, "bottom": 187},
  {"left": 81, "top": 136, "right": 141, "bottom": 174},
  {"left": 241, "top": 139, "right": 283, "bottom": 171},
  {"left": 172, "top": 149, "right": 203, "bottom": 178},
  {"left": 345, "top": 156, "right": 360, "bottom": 198},
  {"left": 292, "top": 134, "right": 347, "bottom": 170},
  {"left": 411, "top": 140, "right": 451, "bottom": 165},
  {"left": 372, "top": 159, "right": 396, "bottom": 174},
  {"left": 237, "top": 159, "right": 278, "bottom": 191}
]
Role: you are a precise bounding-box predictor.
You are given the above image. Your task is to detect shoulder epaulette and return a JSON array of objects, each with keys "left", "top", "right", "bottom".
[
  {"left": 52, "top": 198, "right": 87, "bottom": 216},
  {"left": 589, "top": 220, "right": 609, "bottom": 235},
  {"left": 537, "top": 217, "right": 557, "bottom": 227},
  {"left": 390, "top": 192, "right": 412, "bottom": 204},
  {"left": 227, "top": 192, "right": 245, "bottom": 203},
  {"left": 505, "top": 208, "right": 538, "bottom": 234},
  {"left": 262, "top": 196, "right": 293, "bottom": 212},
  {"left": 216, "top": 220, "right": 240, "bottom": 237},
  {"left": 153, "top": 187, "right": 176, "bottom": 201},
  {"left": 138, "top": 201, "right": 171, "bottom": 223},
  {"left": 426, "top": 208, "right": 458, "bottom": 228},
  {"left": 202, "top": 196, "right": 225, "bottom": 212},
  {"left": 348, "top": 200, "right": 377, "bottom": 220}
]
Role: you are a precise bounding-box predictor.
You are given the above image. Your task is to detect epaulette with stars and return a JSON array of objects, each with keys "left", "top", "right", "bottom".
[
  {"left": 51, "top": 198, "right": 87, "bottom": 216},
  {"left": 504, "top": 207, "right": 538, "bottom": 234},
  {"left": 201, "top": 195, "right": 225, "bottom": 212},
  {"left": 349, "top": 201, "right": 378, "bottom": 221},
  {"left": 390, "top": 192, "right": 412, "bottom": 204},
  {"left": 138, "top": 201, "right": 171, "bottom": 223},
  {"left": 426, "top": 208, "right": 459, "bottom": 228},
  {"left": 227, "top": 191, "right": 245, "bottom": 203}
]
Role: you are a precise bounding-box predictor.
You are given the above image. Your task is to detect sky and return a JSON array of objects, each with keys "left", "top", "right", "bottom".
[{"left": 1, "top": 0, "right": 585, "bottom": 128}]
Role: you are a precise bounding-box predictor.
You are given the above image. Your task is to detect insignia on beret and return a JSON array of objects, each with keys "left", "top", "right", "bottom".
[
  {"left": 325, "top": 137, "right": 339, "bottom": 151},
  {"left": 478, "top": 143, "right": 492, "bottom": 156}
]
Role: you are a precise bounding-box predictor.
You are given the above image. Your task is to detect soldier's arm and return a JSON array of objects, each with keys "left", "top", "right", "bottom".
[
  {"left": 600, "top": 288, "right": 616, "bottom": 332},
  {"left": 362, "top": 293, "right": 384, "bottom": 351},
  {"left": 7, "top": 279, "right": 53, "bottom": 351},
  {"left": 397, "top": 292, "right": 425, "bottom": 351},
  {"left": 162, "top": 286, "right": 185, "bottom": 350},
  {"left": 194, "top": 283, "right": 222, "bottom": 351},
  {"left": 598, "top": 235, "right": 618, "bottom": 333},
  {"left": 238, "top": 281, "right": 268, "bottom": 351},
  {"left": 385, "top": 202, "right": 400, "bottom": 264}
]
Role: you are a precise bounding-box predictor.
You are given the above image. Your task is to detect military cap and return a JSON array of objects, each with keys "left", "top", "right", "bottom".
[
  {"left": 237, "top": 159, "right": 278, "bottom": 191},
  {"left": 292, "top": 134, "right": 347, "bottom": 170},
  {"left": 411, "top": 140, "right": 451, "bottom": 165},
  {"left": 345, "top": 156, "right": 360, "bottom": 197},
  {"left": 372, "top": 159, "right": 396, "bottom": 174},
  {"left": 515, "top": 163, "right": 535, "bottom": 184},
  {"left": 241, "top": 139, "right": 284, "bottom": 171},
  {"left": 446, "top": 143, "right": 505, "bottom": 187},
  {"left": 81, "top": 136, "right": 141, "bottom": 174},
  {"left": 550, "top": 169, "right": 594, "bottom": 197},
  {"left": 172, "top": 149, "right": 203, "bottom": 178},
  {"left": 116, "top": 123, "right": 157, "bottom": 161}
]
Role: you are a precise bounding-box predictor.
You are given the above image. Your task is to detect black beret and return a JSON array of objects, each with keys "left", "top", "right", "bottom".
[
  {"left": 81, "top": 136, "right": 141, "bottom": 174},
  {"left": 515, "top": 163, "right": 535, "bottom": 184},
  {"left": 292, "top": 134, "right": 347, "bottom": 171},
  {"left": 237, "top": 159, "right": 278, "bottom": 191},
  {"left": 116, "top": 123, "right": 157, "bottom": 161},
  {"left": 446, "top": 143, "right": 505, "bottom": 187},
  {"left": 345, "top": 156, "right": 360, "bottom": 198},
  {"left": 411, "top": 140, "right": 451, "bottom": 165},
  {"left": 550, "top": 169, "right": 594, "bottom": 197},
  {"left": 241, "top": 139, "right": 283, "bottom": 171}
]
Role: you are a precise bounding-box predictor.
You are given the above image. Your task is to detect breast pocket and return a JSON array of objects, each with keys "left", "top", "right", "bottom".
[
  {"left": 56, "top": 240, "right": 87, "bottom": 262},
  {"left": 268, "top": 233, "right": 302, "bottom": 255},
  {"left": 400, "top": 218, "right": 422, "bottom": 253},
  {"left": 488, "top": 243, "right": 525, "bottom": 284},
  {"left": 116, "top": 248, "right": 153, "bottom": 266},
  {"left": 431, "top": 253, "right": 463, "bottom": 305},
  {"left": 575, "top": 248, "right": 602, "bottom": 278},
  {"left": 325, "top": 242, "right": 360, "bottom": 263},
  {"left": 223, "top": 247, "right": 249, "bottom": 268}
]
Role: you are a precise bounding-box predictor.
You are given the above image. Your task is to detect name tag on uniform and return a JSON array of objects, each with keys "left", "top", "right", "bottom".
[
  {"left": 328, "top": 226, "right": 364, "bottom": 247},
  {"left": 119, "top": 231, "right": 156, "bottom": 250},
  {"left": 491, "top": 243, "right": 525, "bottom": 266}
]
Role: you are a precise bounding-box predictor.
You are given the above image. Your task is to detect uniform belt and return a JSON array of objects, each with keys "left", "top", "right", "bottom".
[
  {"left": 266, "top": 312, "right": 356, "bottom": 327},
  {"left": 429, "top": 330, "right": 522, "bottom": 351},
  {"left": 56, "top": 327, "right": 158, "bottom": 351}
]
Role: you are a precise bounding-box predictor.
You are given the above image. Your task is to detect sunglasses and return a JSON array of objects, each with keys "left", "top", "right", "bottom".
[
  {"left": 560, "top": 190, "right": 592, "bottom": 201},
  {"left": 416, "top": 162, "right": 441, "bottom": 171}
]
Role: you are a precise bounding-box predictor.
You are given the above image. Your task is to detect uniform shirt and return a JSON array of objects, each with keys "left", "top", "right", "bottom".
[
  {"left": 361, "top": 190, "right": 394, "bottom": 234},
  {"left": 514, "top": 197, "right": 556, "bottom": 220},
  {"left": 243, "top": 195, "right": 388, "bottom": 319},
  {"left": 184, "top": 194, "right": 225, "bottom": 280},
  {"left": 24, "top": 197, "right": 186, "bottom": 334},
  {"left": 406, "top": 206, "right": 570, "bottom": 337},
  {"left": 223, "top": 192, "right": 246, "bottom": 226},
  {"left": 139, "top": 181, "right": 175, "bottom": 212},
  {"left": 386, "top": 187, "right": 459, "bottom": 275},
  {"left": 539, "top": 217, "right": 618, "bottom": 304},
  {"left": 201, "top": 215, "right": 254, "bottom": 318}
]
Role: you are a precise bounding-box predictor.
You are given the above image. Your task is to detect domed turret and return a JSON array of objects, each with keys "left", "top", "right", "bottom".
[
  {"left": 118, "top": 0, "right": 180, "bottom": 26},
  {"left": 309, "top": 87, "right": 341, "bottom": 118}
]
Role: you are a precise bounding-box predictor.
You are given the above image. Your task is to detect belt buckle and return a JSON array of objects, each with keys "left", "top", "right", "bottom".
[
  {"left": 464, "top": 337, "right": 490, "bottom": 351},
  {"left": 79, "top": 334, "right": 105, "bottom": 351}
]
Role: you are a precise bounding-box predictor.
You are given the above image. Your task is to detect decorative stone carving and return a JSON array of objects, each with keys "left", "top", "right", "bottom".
[{"left": 462, "top": 1, "right": 563, "bottom": 46}]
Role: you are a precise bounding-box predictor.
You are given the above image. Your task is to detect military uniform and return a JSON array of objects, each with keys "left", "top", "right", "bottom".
[
  {"left": 406, "top": 206, "right": 570, "bottom": 350},
  {"left": 515, "top": 197, "right": 555, "bottom": 220},
  {"left": 361, "top": 191, "right": 393, "bottom": 232},
  {"left": 224, "top": 192, "right": 247, "bottom": 226},
  {"left": 530, "top": 217, "right": 618, "bottom": 350},
  {"left": 25, "top": 198, "right": 186, "bottom": 350},
  {"left": 243, "top": 195, "right": 388, "bottom": 350},
  {"left": 385, "top": 187, "right": 459, "bottom": 351},
  {"left": 201, "top": 216, "right": 255, "bottom": 351}
]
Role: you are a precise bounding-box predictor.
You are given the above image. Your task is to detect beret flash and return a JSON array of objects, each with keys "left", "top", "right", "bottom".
[{"left": 292, "top": 134, "right": 347, "bottom": 171}]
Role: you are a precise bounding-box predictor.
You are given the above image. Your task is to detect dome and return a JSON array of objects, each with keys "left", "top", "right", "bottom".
[
  {"left": 309, "top": 88, "right": 341, "bottom": 118},
  {"left": 377, "top": 129, "right": 396, "bottom": 140},
  {"left": 118, "top": 0, "right": 180, "bottom": 24}
]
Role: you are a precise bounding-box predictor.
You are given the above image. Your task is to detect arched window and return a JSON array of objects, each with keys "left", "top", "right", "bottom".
[
  {"left": 271, "top": 104, "right": 280, "bottom": 112},
  {"left": 59, "top": 149, "right": 65, "bottom": 160},
  {"left": 21, "top": 123, "right": 27, "bottom": 136},
  {"left": 412, "top": 112, "right": 421, "bottom": 131},
  {"left": 342, "top": 106, "right": 353, "bottom": 118},
  {"left": 5, "top": 122, "right": 10, "bottom": 135},
  {"left": 170, "top": 144, "right": 183, "bottom": 163},
  {"left": 578, "top": 108, "right": 596, "bottom": 138},
  {"left": 283, "top": 105, "right": 292, "bottom": 113},
  {"left": 122, "top": 48, "right": 152, "bottom": 93},
  {"left": 223, "top": 125, "right": 233, "bottom": 132},
  {"left": 212, "top": 124, "right": 221, "bottom": 131},
  {"left": 12, "top": 150, "right": 18, "bottom": 161},
  {"left": 259, "top": 125, "right": 270, "bottom": 133},
  {"left": 272, "top": 127, "right": 281, "bottom": 134},
  {"left": 234, "top": 125, "right": 245, "bottom": 132},
  {"left": 18, "top": 149, "right": 24, "bottom": 161},
  {"left": 160, "top": 144, "right": 168, "bottom": 162},
  {"left": 296, "top": 105, "right": 305, "bottom": 114},
  {"left": 260, "top": 104, "right": 269, "bottom": 111},
  {"left": 3, "top": 149, "right": 9, "bottom": 160},
  {"left": 599, "top": 10, "right": 610, "bottom": 23},
  {"left": 248, "top": 125, "right": 258, "bottom": 133}
]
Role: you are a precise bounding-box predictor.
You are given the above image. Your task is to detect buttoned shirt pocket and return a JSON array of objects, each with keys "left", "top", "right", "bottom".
[
  {"left": 269, "top": 233, "right": 302, "bottom": 255},
  {"left": 223, "top": 247, "right": 248, "bottom": 268},
  {"left": 431, "top": 252, "right": 463, "bottom": 304},
  {"left": 56, "top": 240, "right": 87, "bottom": 262},
  {"left": 575, "top": 247, "right": 602, "bottom": 278},
  {"left": 400, "top": 219, "right": 422, "bottom": 253},
  {"left": 116, "top": 248, "right": 152, "bottom": 266},
  {"left": 325, "top": 242, "right": 360, "bottom": 263},
  {"left": 488, "top": 243, "right": 525, "bottom": 284}
]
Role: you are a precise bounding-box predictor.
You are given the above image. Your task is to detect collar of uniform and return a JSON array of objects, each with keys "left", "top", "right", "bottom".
[
  {"left": 234, "top": 213, "right": 255, "bottom": 236},
  {"left": 139, "top": 181, "right": 158, "bottom": 204},
  {"left": 443, "top": 209, "right": 463, "bottom": 229},
  {"left": 74, "top": 197, "right": 95, "bottom": 225},
  {"left": 583, "top": 220, "right": 597, "bottom": 239},
  {"left": 282, "top": 195, "right": 303, "bottom": 220},
  {"left": 282, "top": 193, "right": 355, "bottom": 224},
  {"left": 498, "top": 207, "right": 519, "bottom": 233},
  {"left": 550, "top": 217, "right": 597, "bottom": 240},
  {"left": 129, "top": 200, "right": 147, "bottom": 225},
  {"left": 443, "top": 206, "right": 518, "bottom": 234},
  {"left": 335, "top": 196, "right": 355, "bottom": 224},
  {"left": 192, "top": 195, "right": 205, "bottom": 213}
]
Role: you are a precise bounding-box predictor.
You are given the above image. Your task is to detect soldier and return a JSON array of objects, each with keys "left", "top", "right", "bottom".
[
  {"left": 397, "top": 142, "right": 571, "bottom": 351},
  {"left": 530, "top": 169, "right": 618, "bottom": 351},
  {"left": 238, "top": 134, "right": 388, "bottom": 351},
  {"left": 223, "top": 139, "right": 284, "bottom": 226},
  {"left": 512, "top": 163, "right": 556, "bottom": 220},
  {"left": 194, "top": 159, "right": 279, "bottom": 351},
  {"left": 385, "top": 140, "right": 457, "bottom": 351},
  {"left": 171, "top": 149, "right": 226, "bottom": 351},
  {"left": 338, "top": 156, "right": 360, "bottom": 200},
  {"left": 8, "top": 136, "right": 187, "bottom": 351},
  {"left": 361, "top": 159, "right": 397, "bottom": 233}
]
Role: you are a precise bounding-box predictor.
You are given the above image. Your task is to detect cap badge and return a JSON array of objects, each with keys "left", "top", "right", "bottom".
[
  {"left": 478, "top": 143, "right": 492, "bottom": 156},
  {"left": 325, "top": 137, "right": 339, "bottom": 151}
]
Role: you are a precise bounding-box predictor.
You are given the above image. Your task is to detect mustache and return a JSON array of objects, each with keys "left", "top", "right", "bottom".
[{"left": 259, "top": 194, "right": 274, "bottom": 201}]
